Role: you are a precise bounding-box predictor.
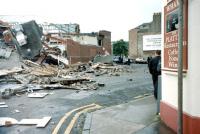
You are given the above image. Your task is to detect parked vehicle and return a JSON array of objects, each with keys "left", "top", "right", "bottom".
[
  {"left": 113, "top": 56, "right": 120, "bottom": 63},
  {"left": 135, "top": 57, "right": 147, "bottom": 64},
  {"left": 113, "top": 56, "right": 132, "bottom": 64}
]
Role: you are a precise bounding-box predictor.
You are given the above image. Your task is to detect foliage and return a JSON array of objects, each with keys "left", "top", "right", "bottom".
[{"left": 113, "top": 39, "right": 128, "bottom": 57}]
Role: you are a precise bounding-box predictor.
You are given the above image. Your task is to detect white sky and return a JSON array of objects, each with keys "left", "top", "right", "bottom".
[{"left": 0, "top": 0, "right": 162, "bottom": 41}]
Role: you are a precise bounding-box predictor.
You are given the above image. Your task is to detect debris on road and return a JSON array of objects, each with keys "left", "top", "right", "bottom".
[
  {"left": 0, "top": 116, "right": 51, "bottom": 128},
  {"left": 18, "top": 116, "right": 51, "bottom": 128},
  {"left": 0, "top": 102, "right": 8, "bottom": 108},
  {"left": 0, "top": 105, "right": 8, "bottom": 108},
  {"left": 0, "top": 19, "right": 133, "bottom": 100},
  {"left": 0, "top": 117, "right": 18, "bottom": 127},
  {"left": 13, "top": 109, "right": 20, "bottom": 114},
  {"left": 0, "top": 102, "right": 6, "bottom": 105},
  {"left": 27, "top": 92, "right": 48, "bottom": 98},
  {"left": 0, "top": 67, "right": 24, "bottom": 77},
  {"left": 0, "top": 62, "right": 132, "bottom": 98}
]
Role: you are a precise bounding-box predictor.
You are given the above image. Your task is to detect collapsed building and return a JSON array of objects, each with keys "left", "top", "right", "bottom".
[
  {"left": 0, "top": 19, "right": 123, "bottom": 100},
  {"left": 0, "top": 20, "right": 112, "bottom": 67}
]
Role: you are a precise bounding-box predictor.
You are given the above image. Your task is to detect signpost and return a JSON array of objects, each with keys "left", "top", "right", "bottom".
[{"left": 164, "top": 0, "right": 188, "bottom": 134}]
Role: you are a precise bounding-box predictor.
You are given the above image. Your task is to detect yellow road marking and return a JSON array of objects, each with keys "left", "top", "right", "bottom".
[
  {"left": 64, "top": 104, "right": 102, "bottom": 134},
  {"left": 52, "top": 103, "right": 98, "bottom": 134}
]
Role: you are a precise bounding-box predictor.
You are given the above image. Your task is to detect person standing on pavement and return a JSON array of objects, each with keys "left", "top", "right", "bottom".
[
  {"left": 148, "top": 50, "right": 161, "bottom": 99},
  {"left": 147, "top": 56, "right": 152, "bottom": 70}
]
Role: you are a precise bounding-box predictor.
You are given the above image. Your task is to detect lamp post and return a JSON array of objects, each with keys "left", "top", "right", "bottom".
[{"left": 177, "top": 0, "right": 184, "bottom": 133}]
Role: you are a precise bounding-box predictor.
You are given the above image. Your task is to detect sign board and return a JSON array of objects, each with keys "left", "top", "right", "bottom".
[
  {"left": 164, "top": 0, "right": 188, "bottom": 72},
  {"left": 143, "top": 34, "right": 161, "bottom": 51}
]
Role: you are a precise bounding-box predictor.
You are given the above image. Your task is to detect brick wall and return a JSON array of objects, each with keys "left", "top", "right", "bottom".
[
  {"left": 129, "top": 29, "right": 138, "bottom": 59},
  {"left": 47, "top": 31, "right": 111, "bottom": 64},
  {"left": 99, "top": 30, "right": 111, "bottom": 55},
  {"left": 66, "top": 39, "right": 103, "bottom": 64}
]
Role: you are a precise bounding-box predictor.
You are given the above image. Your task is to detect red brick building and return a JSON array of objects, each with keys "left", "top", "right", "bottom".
[{"left": 47, "top": 30, "right": 111, "bottom": 64}]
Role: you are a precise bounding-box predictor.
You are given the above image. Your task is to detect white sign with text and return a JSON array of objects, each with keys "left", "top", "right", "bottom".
[{"left": 143, "top": 34, "right": 161, "bottom": 51}]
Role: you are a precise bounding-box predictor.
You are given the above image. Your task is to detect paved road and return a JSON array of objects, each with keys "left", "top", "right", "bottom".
[{"left": 0, "top": 64, "right": 153, "bottom": 134}]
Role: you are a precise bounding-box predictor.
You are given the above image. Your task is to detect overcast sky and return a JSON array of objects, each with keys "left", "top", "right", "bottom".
[{"left": 0, "top": 0, "right": 162, "bottom": 41}]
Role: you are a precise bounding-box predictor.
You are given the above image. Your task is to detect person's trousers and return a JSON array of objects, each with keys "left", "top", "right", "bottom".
[{"left": 152, "top": 75, "right": 158, "bottom": 99}]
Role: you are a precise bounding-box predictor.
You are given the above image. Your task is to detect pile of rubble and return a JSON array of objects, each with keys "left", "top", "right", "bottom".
[
  {"left": 0, "top": 20, "right": 132, "bottom": 99},
  {"left": 0, "top": 59, "right": 132, "bottom": 98}
]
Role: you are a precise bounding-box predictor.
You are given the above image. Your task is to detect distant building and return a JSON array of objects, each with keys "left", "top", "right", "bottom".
[
  {"left": 46, "top": 30, "right": 111, "bottom": 64},
  {"left": 39, "top": 23, "right": 112, "bottom": 63},
  {"left": 129, "top": 12, "right": 161, "bottom": 59}
]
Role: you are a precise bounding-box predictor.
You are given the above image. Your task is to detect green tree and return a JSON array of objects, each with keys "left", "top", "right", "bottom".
[{"left": 113, "top": 39, "right": 128, "bottom": 57}]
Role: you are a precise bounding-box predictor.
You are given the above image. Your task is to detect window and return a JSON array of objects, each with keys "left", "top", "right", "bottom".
[{"left": 98, "top": 39, "right": 102, "bottom": 46}]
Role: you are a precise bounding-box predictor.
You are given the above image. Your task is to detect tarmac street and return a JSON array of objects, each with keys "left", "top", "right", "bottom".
[{"left": 0, "top": 64, "right": 175, "bottom": 134}]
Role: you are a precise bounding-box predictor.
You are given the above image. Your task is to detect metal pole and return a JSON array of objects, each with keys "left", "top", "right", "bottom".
[{"left": 178, "top": 0, "right": 184, "bottom": 134}]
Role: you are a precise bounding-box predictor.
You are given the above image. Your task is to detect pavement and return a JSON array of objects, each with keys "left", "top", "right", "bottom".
[{"left": 82, "top": 96, "right": 176, "bottom": 134}]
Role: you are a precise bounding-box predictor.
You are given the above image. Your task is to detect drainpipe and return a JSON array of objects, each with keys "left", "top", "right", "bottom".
[{"left": 178, "top": 0, "right": 184, "bottom": 134}]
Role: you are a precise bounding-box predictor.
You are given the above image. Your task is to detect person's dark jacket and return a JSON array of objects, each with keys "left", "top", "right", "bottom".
[{"left": 149, "top": 56, "right": 161, "bottom": 76}]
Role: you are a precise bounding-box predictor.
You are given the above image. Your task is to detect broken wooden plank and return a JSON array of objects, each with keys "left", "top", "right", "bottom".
[
  {"left": 91, "top": 63, "right": 100, "bottom": 69},
  {"left": 0, "top": 117, "right": 18, "bottom": 126},
  {"left": 29, "top": 66, "right": 57, "bottom": 76},
  {"left": 50, "top": 77, "right": 90, "bottom": 85},
  {"left": 0, "top": 105, "right": 8, "bottom": 108},
  {"left": 40, "top": 84, "right": 81, "bottom": 90},
  {"left": 13, "top": 74, "right": 34, "bottom": 84},
  {"left": 0, "top": 67, "right": 24, "bottom": 77},
  {"left": 36, "top": 117, "right": 51, "bottom": 128},
  {"left": 0, "top": 102, "right": 6, "bottom": 105},
  {"left": 28, "top": 93, "right": 48, "bottom": 98},
  {"left": 0, "top": 116, "right": 51, "bottom": 128},
  {"left": 0, "top": 101, "right": 8, "bottom": 107},
  {"left": 23, "top": 60, "right": 41, "bottom": 67},
  {"left": 0, "top": 78, "right": 19, "bottom": 83},
  {"left": 18, "top": 116, "right": 51, "bottom": 128}
]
